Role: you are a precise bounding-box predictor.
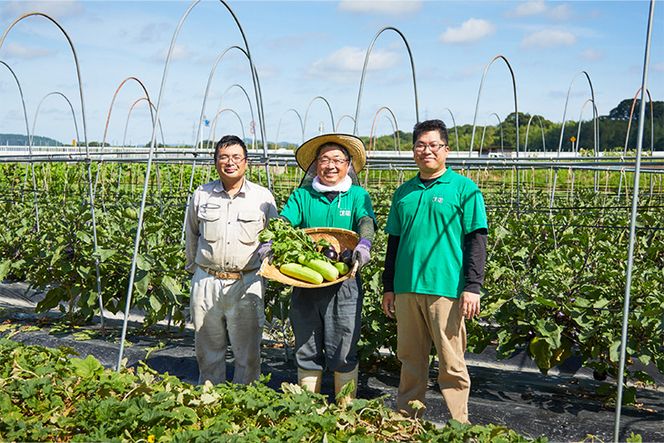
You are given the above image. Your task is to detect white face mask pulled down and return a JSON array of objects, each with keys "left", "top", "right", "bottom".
[{"left": 311, "top": 175, "right": 352, "bottom": 193}]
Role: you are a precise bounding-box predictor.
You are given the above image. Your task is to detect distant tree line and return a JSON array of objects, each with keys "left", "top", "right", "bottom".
[
  {"left": 4, "top": 99, "right": 662, "bottom": 152},
  {"left": 365, "top": 99, "right": 664, "bottom": 153},
  {"left": 0, "top": 133, "right": 62, "bottom": 146}
]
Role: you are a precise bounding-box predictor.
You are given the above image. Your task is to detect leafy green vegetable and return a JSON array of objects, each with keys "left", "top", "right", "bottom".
[
  {"left": 258, "top": 218, "right": 331, "bottom": 267},
  {"left": 0, "top": 338, "right": 548, "bottom": 442}
]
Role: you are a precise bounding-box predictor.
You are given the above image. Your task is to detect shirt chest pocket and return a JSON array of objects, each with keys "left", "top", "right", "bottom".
[
  {"left": 198, "top": 204, "right": 223, "bottom": 242},
  {"left": 237, "top": 210, "right": 264, "bottom": 244}
]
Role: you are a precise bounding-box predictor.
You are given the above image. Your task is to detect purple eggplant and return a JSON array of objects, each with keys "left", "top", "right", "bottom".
[{"left": 339, "top": 249, "right": 353, "bottom": 266}]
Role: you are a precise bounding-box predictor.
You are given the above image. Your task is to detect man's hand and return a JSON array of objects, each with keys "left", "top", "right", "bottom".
[
  {"left": 460, "top": 291, "right": 481, "bottom": 319},
  {"left": 382, "top": 291, "right": 396, "bottom": 319},
  {"left": 352, "top": 238, "right": 371, "bottom": 269},
  {"left": 257, "top": 241, "right": 272, "bottom": 262}
]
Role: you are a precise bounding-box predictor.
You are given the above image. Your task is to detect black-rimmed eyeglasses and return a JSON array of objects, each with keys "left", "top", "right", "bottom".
[
  {"left": 413, "top": 142, "right": 447, "bottom": 153},
  {"left": 217, "top": 155, "right": 246, "bottom": 164}
]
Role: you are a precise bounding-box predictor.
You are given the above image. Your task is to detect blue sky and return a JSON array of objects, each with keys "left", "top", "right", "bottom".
[{"left": 0, "top": 0, "right": 661, "bottom": 146}]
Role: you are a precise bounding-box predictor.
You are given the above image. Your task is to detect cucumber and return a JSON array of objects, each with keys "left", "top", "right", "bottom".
[
  {"left": 280, "top": 263, "right": 324, "bottom": 285},
  {"left": 334, "top": 262, "right": 350, "bottom": 276},
  {"left": 298, "top": 256, "right": 340, "bottom": 282}
]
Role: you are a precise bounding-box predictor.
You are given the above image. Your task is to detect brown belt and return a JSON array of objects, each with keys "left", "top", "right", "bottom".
[{"left": 200, "top": 266, "right": 245, "bottom": 280}]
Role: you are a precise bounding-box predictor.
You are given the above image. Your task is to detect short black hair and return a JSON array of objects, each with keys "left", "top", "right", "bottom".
[
  {"left": 214, "top": 135, "right": 248, "bottom": 160},
  {"left": 413, "top": 119, "right": 448, "bottom": 145},
  {"left": 316, "top": 142, "right": 350, "bottom": 160}
]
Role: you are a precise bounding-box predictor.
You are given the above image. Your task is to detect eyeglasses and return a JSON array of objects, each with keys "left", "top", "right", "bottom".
[
  {"left": 217, "top": 155, "right": 246, "bottom": 164},
  {"left": 413, "top": 142, "right": 448, "bottom": 153},
  {"left": 317, "top": 157, "right": 349, "bottom": 167}
]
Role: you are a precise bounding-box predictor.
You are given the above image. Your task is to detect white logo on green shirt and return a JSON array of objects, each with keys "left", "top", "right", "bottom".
[
  {"left": 432, "top": 197, "right": 444, "bottom": 203},
  {"left": 339, "top": 209, "right": 351, "bottom": 216}
]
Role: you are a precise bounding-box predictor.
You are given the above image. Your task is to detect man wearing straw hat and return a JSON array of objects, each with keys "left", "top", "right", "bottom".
[
  {"left": 274, "top": 133, "right": 376, "bottom": 400},
  {"left": 185, "top": 135, "right": 278, "bottom": 385},
  {"left": 381, "top": 119, "right": 488, "bottom": 423}
]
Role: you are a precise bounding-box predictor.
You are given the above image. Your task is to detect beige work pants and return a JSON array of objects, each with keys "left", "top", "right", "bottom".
[
  {"left": 395, "top": 292, "right": 470, "bottom": 423},
  {"left": 190, "top": 267, "right": 265, "bottom": 385}
]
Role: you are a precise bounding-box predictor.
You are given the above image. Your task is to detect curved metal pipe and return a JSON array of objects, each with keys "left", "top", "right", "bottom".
[
  {"left": 468, "top": 55, "right": 520, "bottom": 213},
  {"left": 101, "top": 76, "right": 154, "bottom": 149},
  {"left": 335, "top": 114, "right": 356, "bottom": 133},
  {"left": 368, "top": 106, "right": 400, "bottom": 152},
  {"left": 478, "top": 113, "right": 503, "bottom": 157},
  {"left": 442, "top": 107, "right": 460, "bottom": 152},
  {"left": 31, "top": 91, "right": 81, "bottom": 146},
  {"left": 0, "top": 60, "right": 38, "bottom": 222},
  {"left": 121, "top": 97, "right": 166, "bottom": 148},
  {"left": 95, "top": 76, "right": 155, "bottom": 198},
  {"left": 469, "top": 55, "right": 519, "bottom": 157},
  {"left": 216, "top": 0, "right": 270, "bottom": 187},
  {"left": 0, "top": 12, "right": 103, "bottom": 327},
  {"left": 120, "top": 99, "right": 166, "bottom": 203},
  {"left": 182, "top": 46, "right": 258, "bottom": 244},
  {"left": 208, "top": 108, "right": 246, "bottom": 144},
  {"left": 353, "top": 26, "right": 419, "bottom": 134},
  {"left": 303, "top": 95, "right": 335, "bottom": 136},
  {"left": 0, "top": 61, "right": 32, "bottom": 154},
  {"left": 117, "top": 0, "right": 271, "bottom": 361},
  {"left": 556, "top": 71, "right": 595, "bottom": 156},
  {"left": 117, "top": 0, "right": 201, "bottom": 371},
  {"left": 622, "top": 87, "right": 654, "bottom": 156},
  {"left": 192, "top": 45, "right": 250, "bottom": 152},
  {"left": 183, "top": 1, "right": 272, "bottom": 245},
  {"left": 550, "top": 70, "right": 596, "bottom": 207},
  {"left": 524, "top": 114, "right": 547, "bottom": 152},
  {"left": 181, "top": 45, "right": 271, "bottom": 246},
  {"left": 573, "top": 99, "right": 598, "bottom": 154},
  {"left": 569, "top": 99, "right": 598, "bottom": 197},
  {"left": 218, "top": 83, "right": 256, "bottom": 149},
  {"left": 275, "top": 108, "right": 304, "bottom": 146},
  {"left": 614, "top": 1, "right": 655, "bottom": 439}
]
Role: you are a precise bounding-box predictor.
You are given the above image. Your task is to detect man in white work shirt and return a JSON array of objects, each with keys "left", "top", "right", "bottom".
[{"left": 185, "top": 135, "right": 278, "bottom": 385}]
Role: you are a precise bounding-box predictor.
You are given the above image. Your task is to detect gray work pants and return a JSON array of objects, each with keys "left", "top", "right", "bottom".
[
  {"left": 190, "top": 266, "right": 265, "bottom": 385},
  {"left": 289, "top": 276, "right": 363, "bottom": 373}
]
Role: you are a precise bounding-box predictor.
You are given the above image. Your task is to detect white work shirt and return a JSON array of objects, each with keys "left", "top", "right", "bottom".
[{"left": 185, "top": 178, "right": 277, "bottom": 273}]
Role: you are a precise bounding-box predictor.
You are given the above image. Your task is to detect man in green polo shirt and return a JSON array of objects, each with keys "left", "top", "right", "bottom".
[
  {"left": 279, "top": 133, "right": 376, "bottom": 402},
  {"left": 382, "top": 119, "right": 488, "bottom": 423}
]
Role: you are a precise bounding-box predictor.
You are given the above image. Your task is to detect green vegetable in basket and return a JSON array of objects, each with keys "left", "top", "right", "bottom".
[
  {"left": 259, "top": 218, "right": 331, "bottom": 268},
  {"left": 297, "top": 255, "right": 339, "bottom": 282},
  {"left": 334, "top": 261, "right": 350, "bottom": 276},
  {"left": 280, "top": 263, "right": 324, "bottom": 285}
]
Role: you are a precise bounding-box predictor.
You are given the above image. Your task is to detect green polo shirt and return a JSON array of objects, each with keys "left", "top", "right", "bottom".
[
  {"left": 385, "top": 168, "right": 487, "bottom": 298},
  {"left": 280, "top": 184, "right": 376, "bottom": 231}
]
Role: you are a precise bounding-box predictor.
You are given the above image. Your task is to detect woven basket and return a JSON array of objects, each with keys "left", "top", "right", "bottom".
[{"left": 258, "top": 227, "right": 359, "bottom": 288}]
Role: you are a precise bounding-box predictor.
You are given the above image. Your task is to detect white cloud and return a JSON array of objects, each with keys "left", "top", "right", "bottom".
[
  {"left": 580, "top": 48, "right": 603, "bottom": 62},
  {"left": 511, "top": 0, "right": 547, "bottom": 17},
  {"left": 550, "top": 4, "right": 571, "bottom": 20},
  {"left": 0, "top": 0, "right": 84, "bottom": 20},
  {"left": 312, "top": 47, "right": 398, "bottom": 72},
  {"left": 508, "top": 0, "right": 570, "bottom": 21},
  {"left": 150, "top": 44, "right": 191, "bottom": 64},
  {"left": 3, "top": 42, "right": 52, "bottom": 59},
  {"left": 309, "top": 46, "right": 399, "bottom": 77},
  {"left": 521, "top": 29, "right": 576, "bottom": 48},
  {"left": 440, "top": 18, "right": 495, "bottom": 44},
  {"left": 338, "top": 0, "right": 422, "bottom": 15}
]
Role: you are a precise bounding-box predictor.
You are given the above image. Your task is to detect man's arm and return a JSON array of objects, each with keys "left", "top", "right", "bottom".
[
  {"left": 461, "top": 228, "right": 487, "bottom": 319},
  {"left": 381, "top": 234, "right": 400, "bottom": 319},
  {"left": 184, "top": 193, "right": 199, "bottom": 273}
]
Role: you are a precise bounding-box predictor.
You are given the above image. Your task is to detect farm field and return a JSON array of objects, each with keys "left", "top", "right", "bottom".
[{"left": 1, "top": 160, "right": 663, "bottom": 441}]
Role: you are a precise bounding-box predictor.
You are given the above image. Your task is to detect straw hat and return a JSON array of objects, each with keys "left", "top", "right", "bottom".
[{"left": 295, "top": 133, "right": 367, "bottom": 173}]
